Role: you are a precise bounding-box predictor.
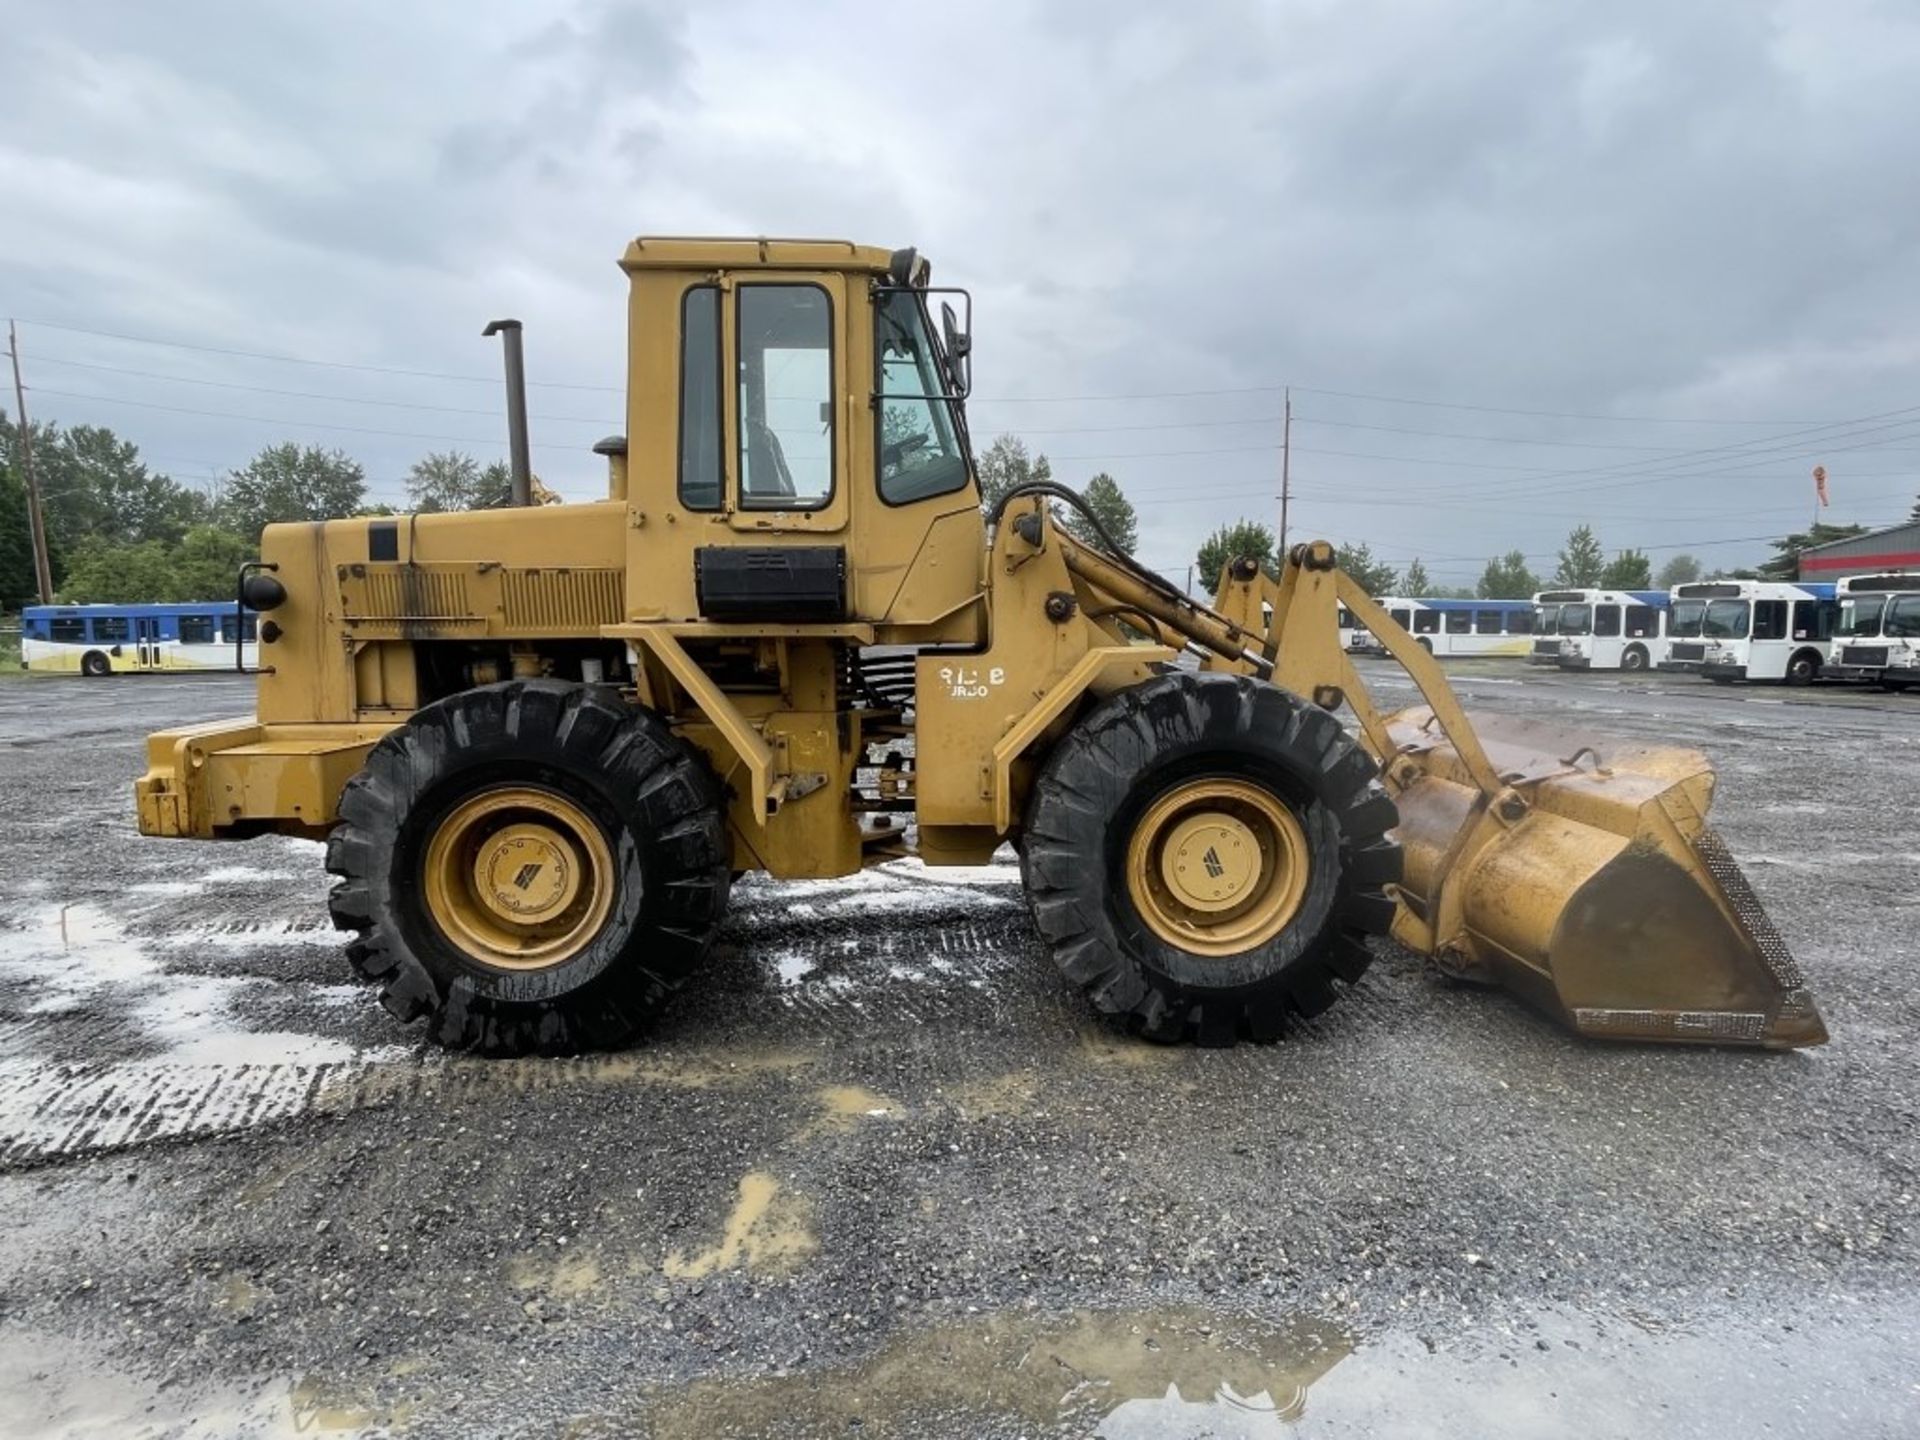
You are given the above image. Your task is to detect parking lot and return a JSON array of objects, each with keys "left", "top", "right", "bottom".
[{"left": 1, "top": 663, "right": 1916, "bottom": 1438}]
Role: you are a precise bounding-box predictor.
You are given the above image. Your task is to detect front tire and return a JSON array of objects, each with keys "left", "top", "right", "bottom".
[
  {"left": 1621, "top": 645, "right": 1649, "bottom": 672},
  {"left": 326, "top": 681, "right": 730, "bottom": 1055},
  {"left": 1785, "top": 651, "right": 1820, "bottom": 686},
  {"left": 81, "top": 651, "right": 110, "bottom": 677},
  {"left": 1021, "top": 673, "right": 1401, "bottom": 1045}
]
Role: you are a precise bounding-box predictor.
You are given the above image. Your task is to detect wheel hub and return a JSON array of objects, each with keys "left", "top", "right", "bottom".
[
  {"left": 474, "top": 823, "right": 580, "bottom": 923},
  {"left": 1160, "top": 813, "right": 1262, "bottom": 912}
]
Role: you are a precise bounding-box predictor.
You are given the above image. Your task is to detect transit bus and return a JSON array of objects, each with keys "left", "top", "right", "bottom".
[
  {"left": 20, "top": 602, "right": 259, "bottom": 676},
  {"left": 1540, "top": 588, "right": 1671, "bottom": 672},
  {"left": 1660, "top": 589, "right": 1710, "bottom": 672},
  {"left": 1667, "top": 580, "right": 1837, "bottom": 685},
  {"left": 1348, "top": 597, "right": 1536, "bottom": 657},
  {"left": 1827, "top": 573, "right": 1920, "bottom": 689}
]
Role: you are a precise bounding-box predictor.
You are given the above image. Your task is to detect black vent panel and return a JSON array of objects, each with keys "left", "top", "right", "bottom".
[{"left": 695, "top": 546, "right": 847, "bottom": 623}]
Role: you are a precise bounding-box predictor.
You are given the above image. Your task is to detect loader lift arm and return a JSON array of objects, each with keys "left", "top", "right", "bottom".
[{"left": 1025, "top": 507, "right": 1824, "bottom": 1051}]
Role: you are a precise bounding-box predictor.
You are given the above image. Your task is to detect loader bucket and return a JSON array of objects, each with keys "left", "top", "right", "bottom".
[{"left": 1380, "top": 707, "right": 1826, "bottom": 1050}]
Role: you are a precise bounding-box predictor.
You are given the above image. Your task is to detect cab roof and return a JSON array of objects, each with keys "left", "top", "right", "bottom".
[{"left": 619, "top": 236, "right": 912, "bottom": 277}]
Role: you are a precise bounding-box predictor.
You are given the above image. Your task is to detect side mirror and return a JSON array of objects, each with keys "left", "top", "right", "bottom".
[{"left": 941, "top": 300, "right": 972, "bottom": 397}]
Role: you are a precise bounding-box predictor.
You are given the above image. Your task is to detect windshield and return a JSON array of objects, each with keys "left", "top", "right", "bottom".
[
  {"left": 1886, "top": 595, "right": 1920, "bottom": 638},
  {"left": 1557, "top": 604, "right": 1591, "bottom": 636},
  {"left": 1838, "top": 595, "right": 1887, "bottom": 637},
  {"left": 874, "top": 290, "right": 970, "bottom": 504},
  {"left": 1703, "top": 599, "right": 1749, "bottom": 639},
  {"left": 1532, "top": 603, "right": 1560, "bottom": 634},
  {"left": 1668, "top": 599, "right": 1706, "bottom": 638}
]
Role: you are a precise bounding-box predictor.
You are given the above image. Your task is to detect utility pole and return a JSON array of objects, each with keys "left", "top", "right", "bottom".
[
  {"left": 1277, "top": 386, "right": 1292, "bottom": 564},
  {"left": 6, "top": 321, "right": 55, "bottom": 604}
]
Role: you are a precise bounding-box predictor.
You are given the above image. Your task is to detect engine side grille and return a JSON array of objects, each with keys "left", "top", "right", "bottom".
[
  {"left": 500, "top": 569, "right": 624, "bottom": 631},
  {"left": 1840, "top": 644, "right": 1889, "bottom": 667}
]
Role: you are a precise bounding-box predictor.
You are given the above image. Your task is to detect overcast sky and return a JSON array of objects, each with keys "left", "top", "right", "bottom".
[{"left": 5, "top": 0, "right": 1918, "bottom": 587}]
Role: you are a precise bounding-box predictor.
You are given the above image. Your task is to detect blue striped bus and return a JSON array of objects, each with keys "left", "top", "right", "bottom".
[
  {"left": 1348, "top": 597, "right": 1537, "bottom": 657},
  {"left": 21, "top": 602, "right": 259, "bottom": 675}
]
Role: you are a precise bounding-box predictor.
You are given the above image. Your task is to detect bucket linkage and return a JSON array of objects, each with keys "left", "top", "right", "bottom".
[{"left": 1204, "top": 545, "right": 1826, "bottom": 1050}]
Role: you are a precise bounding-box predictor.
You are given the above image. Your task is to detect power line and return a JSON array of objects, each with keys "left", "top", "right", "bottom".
[
  {"left": 14, "top": 318, "right": 623, "bottom": 393},
  {"left": 30, "top": 387, "right": 590, "bottom": 453},
  {"left": 27, "top": 354, "right": 617, "bottom": 425}
]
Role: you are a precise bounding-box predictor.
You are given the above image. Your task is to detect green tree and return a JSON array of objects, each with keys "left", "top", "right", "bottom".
[
  {"left": 1196, "top": 520, "right": 1277, "bottom": 588},
  {"left": 406, "top": 451, "right": 512, "bottom": 513},
  {"left": 1334, "top": 541, "right": 1396, "bottom": 595},
  {"left": 1600, "top": 548, "right": 1652, "bottom": 589},
  {"left": 1401, "top": 557, "right": 1432, "bottom": 595},
  {"left": 974, "top": 434, "right": 1051, "bottom": 515},
  {"left": 58, "top": 525, "right": 256, "bottom": 604},
  {"left": 222, "top": 444, "right": 367, "bottom": 539},
  {"left": 1059, "top": 472, "right": 1138, "bottom": 554},
  {"left": 1553, "top": 524, "right": 1605, "bottom": 586},
  {"left": 1756, "top": 521, "right": 1870, "bottom": 580},
  {"left": 0, "top": 465, "right": 39, "bottom": 610},
  {"left": 45, "top": 424, "right": 208, "bottom": 549},
  {"left": 1655, "top": 553, "right": 1701, "bottom": 588},
  {"left": 1477, "top": 550, "right": 1540, "bottom": 598}
]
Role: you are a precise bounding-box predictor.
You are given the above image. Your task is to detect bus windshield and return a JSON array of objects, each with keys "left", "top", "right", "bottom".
[
  {"left": 1703, "top": 599, "right": 1749, "bottom": 639},
  {"left": 1556, "top": 604, "right": 1591, "bottom": 636},
  {"left": 1885, "top": 595, "right": 1920, "bottom": 638},
  {"left": 1838, "top": 595, "right": 1887, "bottom": 637},
  {"left": 1668, "top": 599, "right": 1706, "bottom": 638},
  {"left": 1533, "top": 603, "right": 1560, "bottom": 633}
]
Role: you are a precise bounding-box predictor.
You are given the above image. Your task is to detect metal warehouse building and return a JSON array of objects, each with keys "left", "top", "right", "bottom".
[{"left": 1798, "top": 520, "right": 1920, "bottom": 577}]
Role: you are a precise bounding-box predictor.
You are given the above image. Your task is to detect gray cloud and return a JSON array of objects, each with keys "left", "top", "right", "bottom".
[{"left": 2, "top": 0, "right": 1916, "bottom": 580}]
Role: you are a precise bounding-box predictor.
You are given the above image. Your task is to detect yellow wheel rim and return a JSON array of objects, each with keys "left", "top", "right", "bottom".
[
  {"left": 421, "top": 786, "right": 616, "bottom": 971},
  {"left": 1124, "top": 777, "right": 1312, "bottom": 957}
]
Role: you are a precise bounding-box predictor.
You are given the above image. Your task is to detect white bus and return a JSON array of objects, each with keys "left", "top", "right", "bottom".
[
  {"left": 1524, "top": 593, "right": 1569, "bottom": 666},
  {"left": 1542, "top": 588, "right": 1671, "bottom": 672},
  {"left": 1659, "top": 589, "right": 1710, "bottom": 672},
  {"left": 1674, "top": 581, "right": 1838, "bottom": 685},
  {"left": 1828, "top": 573, "right": 1920, "bottom": 689},
  {"left": 1348, "top": 598, "right": 1536, "bottom": 657}
]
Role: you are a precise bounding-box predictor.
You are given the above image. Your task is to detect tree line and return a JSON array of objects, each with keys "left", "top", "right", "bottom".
[
  {"left": 0, "top": 412, "right": 1888, "bottom": 610},
  {"left": 0, "top": 409, "right": 512, "bottom": 608}
]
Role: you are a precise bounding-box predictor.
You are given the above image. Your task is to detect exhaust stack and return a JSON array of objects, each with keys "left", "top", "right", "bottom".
[{"left": 482, "top": 318, "right": 533, "bottom": 507}]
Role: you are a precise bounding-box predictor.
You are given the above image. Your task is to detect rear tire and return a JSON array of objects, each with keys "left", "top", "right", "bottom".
[
  {"left": 81, "top": 651, "right": 110, "bottom": 677},
  {"left": 1021, "top": 673, "right": 1401, "bottom": 1045},
  {"left": 326, "top": 681, "right": 730, "bottom": 1055}
]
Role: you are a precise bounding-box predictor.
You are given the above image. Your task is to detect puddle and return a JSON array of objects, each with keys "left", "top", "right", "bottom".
[
  {"left": 507, "top": 1248, "right": 607, "bottom": 1300},
  {"left": 949, "top": 1069, "right": 1041, "bottom": 1119},
  {"left": 803, "top": 1083, "right": 903, "bottom": 1135},
  {"left": 1079, "top": 1027, "right": 1182, "bottom": 1068},
  {"left": 637, "top": 1305, "right": 1349, "bottom": 1438},
  {"left": 662, "top": 1170, "right": 817, "bottom": 1280}
]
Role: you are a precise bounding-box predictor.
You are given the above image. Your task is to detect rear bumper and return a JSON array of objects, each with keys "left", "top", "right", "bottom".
[
  {"left": 1657, "top": 661, "right": 1702, "bottom": 673},
  {"left": 1702, "top": 664, "right": 1748, "bottom": 681},
  {"left": 136, "top": 718, "right": 398, "bottom": 839},
  {"left": 1558, "top": 656, "right": 1592, "bottom": 671}
]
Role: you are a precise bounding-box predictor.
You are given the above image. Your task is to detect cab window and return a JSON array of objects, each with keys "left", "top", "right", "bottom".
[
  {"left": 738, "top": 285, "right": 833, "bottom": 509},
  {"left": 678, "top": 286, "right": 723, "bottom": 511},
  {"left": 875, "top": 289, "right": 969, "bottom": 505}
]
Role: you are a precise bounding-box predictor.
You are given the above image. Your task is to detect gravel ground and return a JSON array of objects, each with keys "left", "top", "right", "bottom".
[{"left": 0, "top": 665, "right": 1915, "bottom": 1438}]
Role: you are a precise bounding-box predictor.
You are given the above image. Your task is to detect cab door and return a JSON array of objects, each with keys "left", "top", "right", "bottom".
[{"left": 724, "top": 273, "right": 851, "bottom": 538}]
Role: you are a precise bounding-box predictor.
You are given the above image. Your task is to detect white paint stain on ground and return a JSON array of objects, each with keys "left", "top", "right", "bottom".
[{"left": 0, "top": 903, "right": 400, "bottom": 1166}]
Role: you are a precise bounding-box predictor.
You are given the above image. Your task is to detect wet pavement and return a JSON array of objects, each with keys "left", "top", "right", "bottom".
[{"left": 0, "top": 665, "right": 1916, "bottom": 1438}]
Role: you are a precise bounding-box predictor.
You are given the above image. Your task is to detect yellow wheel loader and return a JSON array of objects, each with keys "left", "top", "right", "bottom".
[{"left": 134, "top": 238, "right": 1825, "bottom": 1056}]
